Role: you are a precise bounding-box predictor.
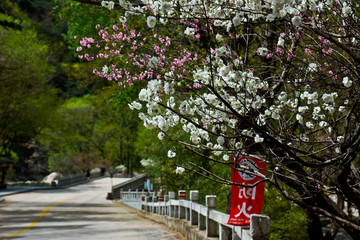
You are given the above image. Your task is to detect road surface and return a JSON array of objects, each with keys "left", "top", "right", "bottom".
[{"left": 0, "top": 178, "right": 184, "bottom": 240}]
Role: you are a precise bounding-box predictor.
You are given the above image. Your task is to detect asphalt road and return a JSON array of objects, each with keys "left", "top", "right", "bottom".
[{"left": 0, "top": 178, "right": 183, "bottom": 240}]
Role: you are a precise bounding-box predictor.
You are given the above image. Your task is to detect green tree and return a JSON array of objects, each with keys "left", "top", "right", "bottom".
[
  {"left": 38, "top": 86, "right": 142, "bottom": 175},
  {"left": 0, "top": 12, "right": 59, "bottom": 164}
]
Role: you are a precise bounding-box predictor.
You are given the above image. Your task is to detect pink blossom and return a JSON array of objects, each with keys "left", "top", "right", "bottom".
[
  {"left": 305, "top": 48, "right": 312, "bottom": 55},
  {"left": 146, "top": 5, "right": 153, "bottom": 11},
  {"left": 266, "top": 53, "right": 273, "bottom": 59},
  {"left": 276, "top": 47, "right": 284, "bottom": 55},
  {"left": 122, "top": 23, "right": 128, "bottom": 31},
  {"left": 80, "top": 40, "right": 86, "bottom": 46}
]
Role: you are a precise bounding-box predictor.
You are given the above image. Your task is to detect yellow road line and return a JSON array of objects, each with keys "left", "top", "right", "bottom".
[{"left": 1, "top": 191, "right": 87, "bottom": 240}]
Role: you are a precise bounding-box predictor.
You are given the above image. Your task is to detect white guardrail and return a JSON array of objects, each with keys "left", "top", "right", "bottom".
[
  {"left": 56, "top": 171, "right": 102, "bottom": 187},
  {"left": 120, "top": 189, "right": 156, "bottom": 200},
  {"left": 121, "top": 190, "right": 270, "bottom": 240}
]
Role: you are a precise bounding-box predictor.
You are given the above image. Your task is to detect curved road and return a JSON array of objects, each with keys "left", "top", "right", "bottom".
[{"left": 0, "top": 178, "right": 183, "bottom": 240}]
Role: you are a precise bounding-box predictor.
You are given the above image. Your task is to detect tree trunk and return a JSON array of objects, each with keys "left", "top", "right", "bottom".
[{"left": 306, "top": 210, "right": 324, "bottom": 240}]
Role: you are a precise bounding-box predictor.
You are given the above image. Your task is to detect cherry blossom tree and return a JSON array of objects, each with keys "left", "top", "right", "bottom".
[{"left": 75, "top": 0, "right": 360, "bottom": 238}]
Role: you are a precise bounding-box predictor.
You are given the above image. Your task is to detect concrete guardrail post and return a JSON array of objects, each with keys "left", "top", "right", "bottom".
[
  {"left": 145, "top": 196, "right": 151, "bottom": 212},
  {"left": 206, "top": 195, "right": 217, "bottom": 238},
  {"left": 168, "top": 191, "right": 175, "bottom": 217},
  {"left": 158, "top": 196, "right": 164, "bottom": 215},
  {"left": 164, "top": 195, "right": 169, "bottom": 215},
  {"left": 220, "top": 224, "right": 232, "bottom": 240},
  {"left": 250, "top": 214, "right": 270, "bottom": 240},
  {"left": 198, "top": 209, "right": 206, "bottom": 231},
  {"left": 153, "top": 196, "right": 158, "bottom": 213},
  {"left": 178, "top": 190, "right": 186, "bottom": 219},
  {"left": 141, "top": 195, "right": 146, "bottom": 211},
  {"left": 190, "top": 190, "right": 199, "bottom": 226}
]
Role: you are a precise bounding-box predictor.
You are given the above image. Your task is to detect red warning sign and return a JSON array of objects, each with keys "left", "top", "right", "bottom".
[{"left": 227, "top": 156, "right": 266, "bottom": 226}]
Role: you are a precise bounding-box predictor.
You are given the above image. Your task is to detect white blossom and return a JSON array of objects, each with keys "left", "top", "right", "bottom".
[
  {"left": 337, "top": 136, "right": 344, "bottom": 143},
  {"left": 306, "top": 121, "right": 314, "bottom": 129},
  {"left": 257, "top": 47, "right": 269, "bottom": 56},
  {"left": 128, "top": 101, "right": 142, "bottom": 110},
  {"left": 158, "top": 132, "right": 165, "bottom": 140},
  {"left": 335, "top": 147, "right": 341, "bottom": 154},
  {"left": 216, "top": 34, "right": 225, "bottom": 42},
  {"left": 254, "top": 134, "right": 264, "bottom": 143},
  {"left": 184, "top": 27, "right": 195, "bottom": 36},
  {"left": 308, "top": 63, "right": 318, "bottom": 72},
  {"left": 266, "top": 14, "right": 276, "bottom": 22},
  {"left": 342, "top": 5, "right": 352, "bottom": 17},
  {"left": 291, "top": 16, "right": 302, "bottom": 27},
  {"left": 101, "top": 1, "right": 115, "bottom": 10},
  {"left": 179, "top": 0, "right": 187, "bottom": 6},
  {"left": 217, "top": 136, "right": 225, "bottom": 145},
  {"left": 148, "top": 56, "right": 159, "bottom": 68},
  {"left": 161, "top": 1, "right": 172, "bottom": 13},
  {"left": 322, "top": 93, "right": 337, "bottom": 103},
  {"left": 102, "top": 65, "right": 109, "bottom": 74},
  {"left": 319, "top": 121, "right": 328, "bottom": 127},
  {"left": 296, "top": 114, "right": 303, "bottom": 123},
  {"left": 343, "top": 77, "right": 352, "bottom": 88},
  {"left": 167, "top": 150, "right": 176, "bottom": 158},
  {"left": 147, "top": 16, "right": 156, "bottom": 28},
  {"left": 232, "top": 15, "right": 242, "bottom": 26},
  {"left": 175, "top": 166, "right": 185, "bottom": 174}
]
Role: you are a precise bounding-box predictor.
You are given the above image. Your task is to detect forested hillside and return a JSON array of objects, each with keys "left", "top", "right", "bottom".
[{"left": 0, "top": 0, "right": 141, "bottom": 179}]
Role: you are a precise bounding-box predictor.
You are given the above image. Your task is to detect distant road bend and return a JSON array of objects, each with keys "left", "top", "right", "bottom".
[{"left": 0, "top": 178, "right": 183, "bottom": 240}]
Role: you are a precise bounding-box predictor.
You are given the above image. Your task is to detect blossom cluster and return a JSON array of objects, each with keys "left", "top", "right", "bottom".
[
  {"left": 78, "top": 0, "right": 359, "bottom": 191},
  {"left": 72, "top": 0, "right": 360, "bottom": 234}
]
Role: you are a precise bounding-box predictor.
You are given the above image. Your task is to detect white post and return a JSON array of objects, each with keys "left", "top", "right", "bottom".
[
  {"left": 250, "top": 214, "right": 270, "bottom": 240},
  {"left": 190, "top": 190, "right": 199, "bottom": 226},
  {"left": 178, "top": 190, "right": 186, "bottom": 219},
  {"left": 168, "top": 191, "right": 175, "bottom": 217},
  {"left": 206, "top": 195, "right": 217, "bottom": 238}
]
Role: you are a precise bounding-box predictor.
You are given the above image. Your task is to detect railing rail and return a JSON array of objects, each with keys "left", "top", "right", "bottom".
[
  {"left": 120, "top": 189, "right": 155, "bottom": 200},
  {"left": 56, "top": 171, "right": 101, "bottom": 187},
  {"left": 112, "top": 173, "right": 147, "bottom": 198}
]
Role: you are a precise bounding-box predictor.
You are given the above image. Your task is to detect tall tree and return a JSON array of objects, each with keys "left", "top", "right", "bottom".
[
  {"left": 0, "top": 4, "right": 58, "bottom": 165},
  {"left": 75, "top": 0, "right": 360, "bottom": 238}
]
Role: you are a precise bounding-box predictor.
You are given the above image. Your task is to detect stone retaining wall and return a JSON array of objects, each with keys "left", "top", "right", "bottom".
[{"left": 138, "top": 210, "right": 209, "bottom": 240}]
